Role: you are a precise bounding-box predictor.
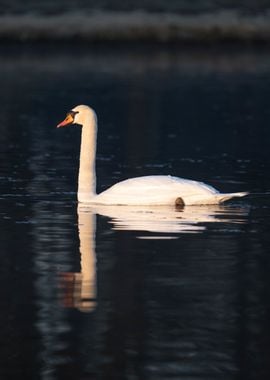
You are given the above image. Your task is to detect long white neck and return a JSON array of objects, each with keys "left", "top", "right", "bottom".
[{"left": 78, "top": 110, "right": 97, "bottom": 202}]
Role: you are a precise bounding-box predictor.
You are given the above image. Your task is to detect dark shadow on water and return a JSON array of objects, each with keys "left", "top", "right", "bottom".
[
  {"left": 0, "top": 43, "right": 270, "bottom": 379},
  {"left": 37, "top": 202, "right": 251, "bottom": 379}
]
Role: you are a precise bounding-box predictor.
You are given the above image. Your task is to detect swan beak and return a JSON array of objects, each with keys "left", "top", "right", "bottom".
[{"left": 57, "top": 114, "right": 74, "bottom": 128}]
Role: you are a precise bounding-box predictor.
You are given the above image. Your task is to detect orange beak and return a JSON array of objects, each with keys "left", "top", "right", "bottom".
[{"left": 57, "top": 113, "right": 74, "bottom": 128}]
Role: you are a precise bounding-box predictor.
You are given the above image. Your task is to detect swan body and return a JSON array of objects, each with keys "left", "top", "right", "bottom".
[
  {"left": 92, "top": 175, "right": 246, "bottom": 206},
  {"left": 57, "top": 105, "right": 247, "bottom": 206}
]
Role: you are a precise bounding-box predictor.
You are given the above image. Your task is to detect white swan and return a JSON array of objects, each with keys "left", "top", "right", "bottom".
[{"left": 57, "top": 105, "right": 248, "bottom": 205}]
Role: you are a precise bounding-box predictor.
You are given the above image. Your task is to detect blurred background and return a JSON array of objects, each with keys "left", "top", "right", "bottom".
[{"left": 1, "top": 0, "right": 270, "bottom": 42}]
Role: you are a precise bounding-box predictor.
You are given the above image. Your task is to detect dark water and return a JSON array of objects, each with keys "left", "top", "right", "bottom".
[{"left": 0, "top": 43, "right": 270, "bottom": 380}]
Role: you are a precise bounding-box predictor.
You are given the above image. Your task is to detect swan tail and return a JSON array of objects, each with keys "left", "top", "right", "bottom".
[
  {"left": 214, "top": 191, "right": 249, "bottom": 204},
  {"left": 183, "top": 191, "right": 248, "bottom": 205}
]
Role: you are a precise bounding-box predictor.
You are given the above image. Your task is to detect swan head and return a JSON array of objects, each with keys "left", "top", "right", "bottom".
[{"left": 57, "top": 105, "right": 97, "bottom": 128}]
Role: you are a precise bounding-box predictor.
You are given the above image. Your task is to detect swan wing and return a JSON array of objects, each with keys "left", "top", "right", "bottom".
[{"left": 93, "top": 175, "right": 224, "bottom": 205}]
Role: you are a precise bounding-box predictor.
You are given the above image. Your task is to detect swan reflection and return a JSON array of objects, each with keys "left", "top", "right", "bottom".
[
  {"left": 59, "top": 204, "right": 248, "bottom": 312},
  {"left": 82, "top": 203, "right": 248, "bottom": 235},
  {"left": 59, "top": 207, "right": 97, "bottom": 313}
]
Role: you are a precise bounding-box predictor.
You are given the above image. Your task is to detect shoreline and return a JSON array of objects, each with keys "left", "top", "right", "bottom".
[{"left": 1, "top": 10, "right": 270, "bottom": 43}]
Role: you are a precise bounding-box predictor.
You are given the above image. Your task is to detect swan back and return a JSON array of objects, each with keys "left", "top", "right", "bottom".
[{"left": 93, "top": 175, "right": 218, "bottom": 205}]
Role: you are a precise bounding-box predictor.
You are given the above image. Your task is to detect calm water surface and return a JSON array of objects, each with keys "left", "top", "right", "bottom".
[{"left": 0, "top": 44, "right": 270, "bottom": 380}]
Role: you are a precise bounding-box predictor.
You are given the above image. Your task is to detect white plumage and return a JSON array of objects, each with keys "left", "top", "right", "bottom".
[
  {"left": 57, "top": 105, "right": 247, "bottom": 206},
  {"left": 94, "top": 175, "right": 246, "bottom": 205}
]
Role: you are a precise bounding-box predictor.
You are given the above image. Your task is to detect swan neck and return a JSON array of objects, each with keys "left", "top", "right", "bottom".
[{"left": 78, "top": 112, "right": 97, "bottom": 202}]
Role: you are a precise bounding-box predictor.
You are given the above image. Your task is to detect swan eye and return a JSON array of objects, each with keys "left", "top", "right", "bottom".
[{"left": 68, "top": 110, "right": 79, "bottom": 118}]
